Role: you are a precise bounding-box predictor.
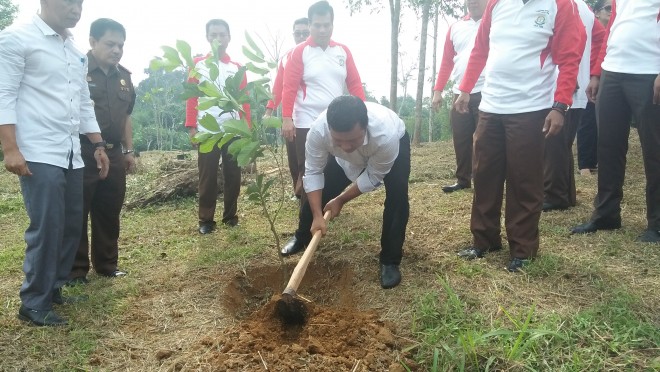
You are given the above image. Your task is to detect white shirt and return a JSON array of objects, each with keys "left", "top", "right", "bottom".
[
  {"left": 601, "top": 0, "right": 660, "bottom": 75},
  {"left": 438, "top": 16, "right": 485, "bottom": 94},
  {"left": 303, "top": 102, "right": 406, "bottom": 194},
  {"left": 0, "top": 15, "right": 99, "bottom": 169},
  {"left": 193, "top": 55, "right": 241, "bottom": 134}
]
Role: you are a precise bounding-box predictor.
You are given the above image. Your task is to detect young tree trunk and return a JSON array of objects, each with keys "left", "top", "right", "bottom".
[
  {"left": 413, "top": 0, "right": 432, "bottom": 146},
  {"left": 389, "top": 0, "right": 401, "bottom": 111}
]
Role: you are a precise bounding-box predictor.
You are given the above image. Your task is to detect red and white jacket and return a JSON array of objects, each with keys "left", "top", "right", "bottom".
[
  {"left": 571, "top": 0, "right": 606, "bottom": 109},
  {"left": 434, "top": 14, "right": 485, "bottom": 95},
  {"left": 459, "top": 0, "right": 584, "bottom": 114},
  {"left": 185, "top": 53, "right": 251, "bottom": 133},
  {"left": 281, "top": 38, "right": 365, "bottom": 129},
  {"left": 594, "top": 0, "right": 660, "bottom": 76},
  {"left": 266, "top": 48, "right": 293, "bottom": 110}
]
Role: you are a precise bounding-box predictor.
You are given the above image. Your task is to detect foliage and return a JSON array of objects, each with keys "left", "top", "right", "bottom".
[
  {"left": 150, "top": 34, "right": 286, "bottom": 254},
  {"left": 0, "top": 0, "right": 18, "bottom": 31}
]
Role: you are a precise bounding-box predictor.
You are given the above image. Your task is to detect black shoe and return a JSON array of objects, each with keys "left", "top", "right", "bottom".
[
  {"left": 637, "top": 229, "right": 660, "bottom": 243},
  {"left": 507, "top": 258, "right": 531, "bottom": 272},
  {"left": 52, "top": 288, "right": 88, "bottom": 305},
  {"left": 542, "top": 202, "right": 569, "bottom": 212},
  {"left": 570, "top": 221, "right": 620, "bottom": 235},
  {"left": 223, "top": 218, "right": 239, "bottom": 227},
  {"left": 65, "top": 276, "right": 89, "bottom": 287},
  {"left": 17, "top": 305, "right": 67, "bottom": 327},
  {"left": 442, "top": 183, "right": 470, "bottom": 193},
  {"left": 280, "top": 236, "right": 305, "bottom": 256},
  {"left": 99, "top": 270, "right": 127, "bottom": 278},
  {"left": 198, "top": 221, "right": 216, "bottom": 234},
  {"left": 380, "top": 264, "right": 401, "bottom": 289},
  {"left": 457, "top": 246, "right": 502, "bottom": 260}
]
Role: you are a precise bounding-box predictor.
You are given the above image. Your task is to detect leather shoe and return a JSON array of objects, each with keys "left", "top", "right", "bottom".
[
  {"left": 457, "top": 246, "right": 502, "bottom": 260},
  {"left": 637, "top": 229, "right": 660, "bottom": 243},
  {"left": 17, "top": 305, "right": 67, "bottom": 327},
  {"left": 380, "top": 264, "right": 401, "bottom": 289},
  {"left": 280, "top": 236, "right": 305, "bottom": 256},
  {"left": 53, "top": 288, "right": 88, "bottom": 305},
  {"left": 100, "top": 270, "right": 127, "bottom": 278},
  {"left": 223, "top": 218, "right": 239, "bottom": 227},
  {"left": 199, "top": 221, "right": 216, "bottom": 234},
  {"left": 507, "top": 258, "right": 531, "bottom": 272},
  {"left": 65, "top": 276, "right": 89, "bottom": 286},
  {"left": 442, "top": 183, "right": 470, "bottom": 193},
  {"left": 570, "top": 221, "right": 620, "bottom": 235},
  {"left": 542, "top": 202, "right": 569, "bottom": 212}
]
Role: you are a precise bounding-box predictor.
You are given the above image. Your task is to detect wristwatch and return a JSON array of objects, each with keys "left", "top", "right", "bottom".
[
  {"left": 551, "top": 101, "right": 570, "bottom": 115},
  {"left": 123, "top": 149, "right": 134, "bottom": 155},
  {"left": 92, "top": 140, "right": 107, "bottom": 150}
]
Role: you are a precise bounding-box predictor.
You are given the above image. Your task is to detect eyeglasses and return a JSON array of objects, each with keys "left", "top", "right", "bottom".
[
  {"left": 599, "top": 5, "right": 612, "bottom": 12},
  {"left": 293, "top": 31, "right": 310, "bottom": 38}
]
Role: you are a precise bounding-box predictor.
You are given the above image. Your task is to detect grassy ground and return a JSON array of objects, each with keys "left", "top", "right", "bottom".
[{"left": 0, "top": 136, "right": 658, "bottom": 371}]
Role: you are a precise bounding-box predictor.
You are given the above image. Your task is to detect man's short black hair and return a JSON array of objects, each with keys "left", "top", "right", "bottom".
[
  {"left": 327, "top": 96, "right": 368, "bottom": 132},
  {"left": 206, "top": 19, "right": 230, "bottom": 36},
  {"left": 308, "top": 1, "right": 334, "bottom": 23},
  {"left": 293, "top": 17, "right": 309, "bottom": 29},
  {"left": 594, "top": 0, "right": 608, "bottom": 10},
  {"left": 90, "top": 18, "right": 126, "bottom": 40}
]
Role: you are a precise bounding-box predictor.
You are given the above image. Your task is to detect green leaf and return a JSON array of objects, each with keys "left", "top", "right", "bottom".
[
  {"left": 242, "top": 46, "right": 265, "bottom": 64},
  {"left": 191, "top": 131, "right": 212, "bottom": 144},
  {"left": 236, "top": 141, "right": 260, "bottom": 167},
  {"left": 198, "top": 113, "right": 220, "bottom": 132},
  {"left": 161, "top": 46, "right": 183, "bottom": 66},
  {"left": 179, "top": 82, "right": 202, "bottom": 100},
  {"left": 197, "top": 81, "right": 222, "bottom": 97},
  {"left": 244, "top": 31, "right": 264, "bottom": 59},
  {"left": 198, "top": 133, "right": 223, "bottom": 153},
  {"left": 209, "top": 63, "right": 220, "bottom": 82},
  {"left": 176, "top": 40, "right": 194, "bottom": 67},
  {"left": 262, "top": 117, "right": 281, "bottom": 129},
  {"left": 267, "top": 61, "right": 278, "bottom": 69},
  {"left": 227, "top": 137, "right": 252, "bottom": 160},
  {"left": 222, "top": 119, "right": 252, "bottom": 137},
  {"left": 245, "top": 62, "right": 270, "bottom": 76},
  {"left": 149, "top": 58, "right": 179, "bottom": 72},
  {"left": 196, "top": 97, "right": 219, "bottom": 111}
]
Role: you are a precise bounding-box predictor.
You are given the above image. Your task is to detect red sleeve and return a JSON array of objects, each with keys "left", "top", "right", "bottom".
[
  {"left": 267, "top": 55, "right": 286, "bottom": 110},
  {"left": 434, "top": 25, "right": 457, "bottom": 91},
  {"left": 593, "top": 0, "right": 616, "bottom": 76},
  {"left": 185, "top": 56, "right": 207, "bottom": 128},
  {"left": 551, "top": 0, "right": 584, "bottom": 105},
  {"left": 458, "top": 1, "right": 496, "bottom": 93},
  {"left": 589, "top": 17, "right": 606, "bottom": 74},
  {"left": 281, "top": 43, "right": 306, "bottom": 118},
  {"left": 341, "top": 45, "right": 366, "bottom": 100}
]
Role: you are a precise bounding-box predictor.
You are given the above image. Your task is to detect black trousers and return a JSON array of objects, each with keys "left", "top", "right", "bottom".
[
  {"left": 295, "top": 132, "right": 411, "bottom": 265},
  {"left": 591, "top": 71, "right": 660, "bottom": 230},
  {"left": 543, "top": 108, "right": 581, "bottom": 208},
  {"left": 577, "top": 102, "right": 598, "bottom": 170},
  {"left": 198, "top": 141, "right": 241, "bottom": 225},
  {"left": 450, "top": 93, "right": 481, "bottom": 187}
]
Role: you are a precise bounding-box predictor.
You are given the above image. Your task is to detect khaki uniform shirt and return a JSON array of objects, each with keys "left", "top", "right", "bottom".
[{"left": 84, "top": 51, "right": 136, "bottom": 144}]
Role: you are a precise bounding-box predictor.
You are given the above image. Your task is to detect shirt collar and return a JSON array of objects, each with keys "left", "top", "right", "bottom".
[
  {"left": 32, "top": 14, "right": 73, "bottom": 38},
  {"left": 86, "top": 51, "right": 120, "bottom": 76},
  {"left": 306, "top": 37, "right": 338, "bottom": 48}
]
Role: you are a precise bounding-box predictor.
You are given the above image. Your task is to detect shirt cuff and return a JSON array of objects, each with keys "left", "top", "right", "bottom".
[
  {"left": 302, "top": 173, "right": 324, "bottom": 194},
  {"left": 356, "top": 172, "right": 378, "bottom": 193},
  {"left": 0, "top": 110, "right": 17, "bottom": 125}
]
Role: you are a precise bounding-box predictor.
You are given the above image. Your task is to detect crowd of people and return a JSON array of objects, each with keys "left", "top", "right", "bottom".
[{"left": 0, "top": 0, "right": 658, "bottom": 327}]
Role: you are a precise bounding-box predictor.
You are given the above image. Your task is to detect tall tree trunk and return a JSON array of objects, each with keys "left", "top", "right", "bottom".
[
  {"left": 413, "top": 0, "right": 431, "bottom": 146},
  {"left": 429, "top": 9, "right": 439, "bottom": 142},
  {"left": 389, "top": 0, "right": 401, "bottom": 111}
]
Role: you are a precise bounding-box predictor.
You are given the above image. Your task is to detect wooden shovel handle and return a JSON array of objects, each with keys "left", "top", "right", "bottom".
[{"left": 282, "top": 210, "right": 332, "bottom": 295}]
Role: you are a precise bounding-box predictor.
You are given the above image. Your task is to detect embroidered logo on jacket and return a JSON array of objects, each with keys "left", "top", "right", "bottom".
[{"left": 534, "top": 9, "right": 550, "bottom": 28}]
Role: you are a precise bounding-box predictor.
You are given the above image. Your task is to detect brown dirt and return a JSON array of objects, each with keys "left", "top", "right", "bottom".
[{"left": 161, "top": 261, "right": 414, "bottom": 371}]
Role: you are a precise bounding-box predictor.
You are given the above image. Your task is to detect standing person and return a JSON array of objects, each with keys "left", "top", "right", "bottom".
[
  {"left": 280, "top": 1, "right": 365, "bottom": 254},
  {"left": 571, "top": 0, "right": 660, "bottom": 243},
  {"left": 295, "top": 95, "right": 410, "bottom": 289},
  {"left": 264, "top": 17, "right": 309, "bottom": 198},
  {"left": 431, "top": 0, "right": 488, "bottom": 194},
  {"left": 542, "top": 0, "right": 605, "bottom": 211},
  {"left": 185, "top": 19, "right": 251, "bottom": 235},
  {"left": 0, "top": 0, "right": 109, "bottom": 326},
  {"left": 576, "top": 0, "right": 612, "bottom": 176},
  {"left": 454, "top": 0, "right": 584, "bottom": 271},
  {"left": 68, "top": 18, "right": 136, "bottom": 285}
]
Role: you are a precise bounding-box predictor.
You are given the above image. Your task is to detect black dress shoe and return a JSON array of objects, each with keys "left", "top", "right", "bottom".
[
  {"left": 65, "top": 276, "right": 89, "bottom": 287},
  {"left": 99, "top": 270, "right": 127, "bottom": 278},
  {"left": 380, "top": 264, "right": 401, "bottom": 289},
  {"left": 570, "top": 221, "right": 620, "bottom": 235},
  {"left": 280, "top": 236, "right": 305, "bottom": 256},
  {"left": 198, "top": 221, "right": 216, "bottom": 234},
  {"left": 542, "top": 202, "right": 569, "bottom": 212},
  {"left": 223, "top": 218, "right": 239, "bottom": 227},
  {"left": 442, "top": 183, "right": 470, "bottom": 193},
  {"left": 18, "top": 305, "right": 67, "bottom": 327},
  {"left": 507, "top": 258, "right": 531, "bottom": 272},
  {"left": 457, "top": 246, "right": 502, "bottom": 260},
  {"left": 53, "top": 288, "right": 88, "bottom": 305},
  {"left": 637, "top": 229, "right": 660, "bottom": 243}
]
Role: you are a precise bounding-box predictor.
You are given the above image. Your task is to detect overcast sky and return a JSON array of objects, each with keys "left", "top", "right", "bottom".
[{"left": 12, "top": 0, "right": 457, "bottom": 99}]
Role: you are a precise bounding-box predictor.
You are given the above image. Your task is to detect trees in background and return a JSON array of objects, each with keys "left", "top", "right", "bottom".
[{"left": 0, "top": 0, "right": 18, "bottom": 31}]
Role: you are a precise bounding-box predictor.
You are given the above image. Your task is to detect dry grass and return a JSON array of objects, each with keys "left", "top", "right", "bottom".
[{"left": 0, "top": 135, "right": 658, "bottom": 371}]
